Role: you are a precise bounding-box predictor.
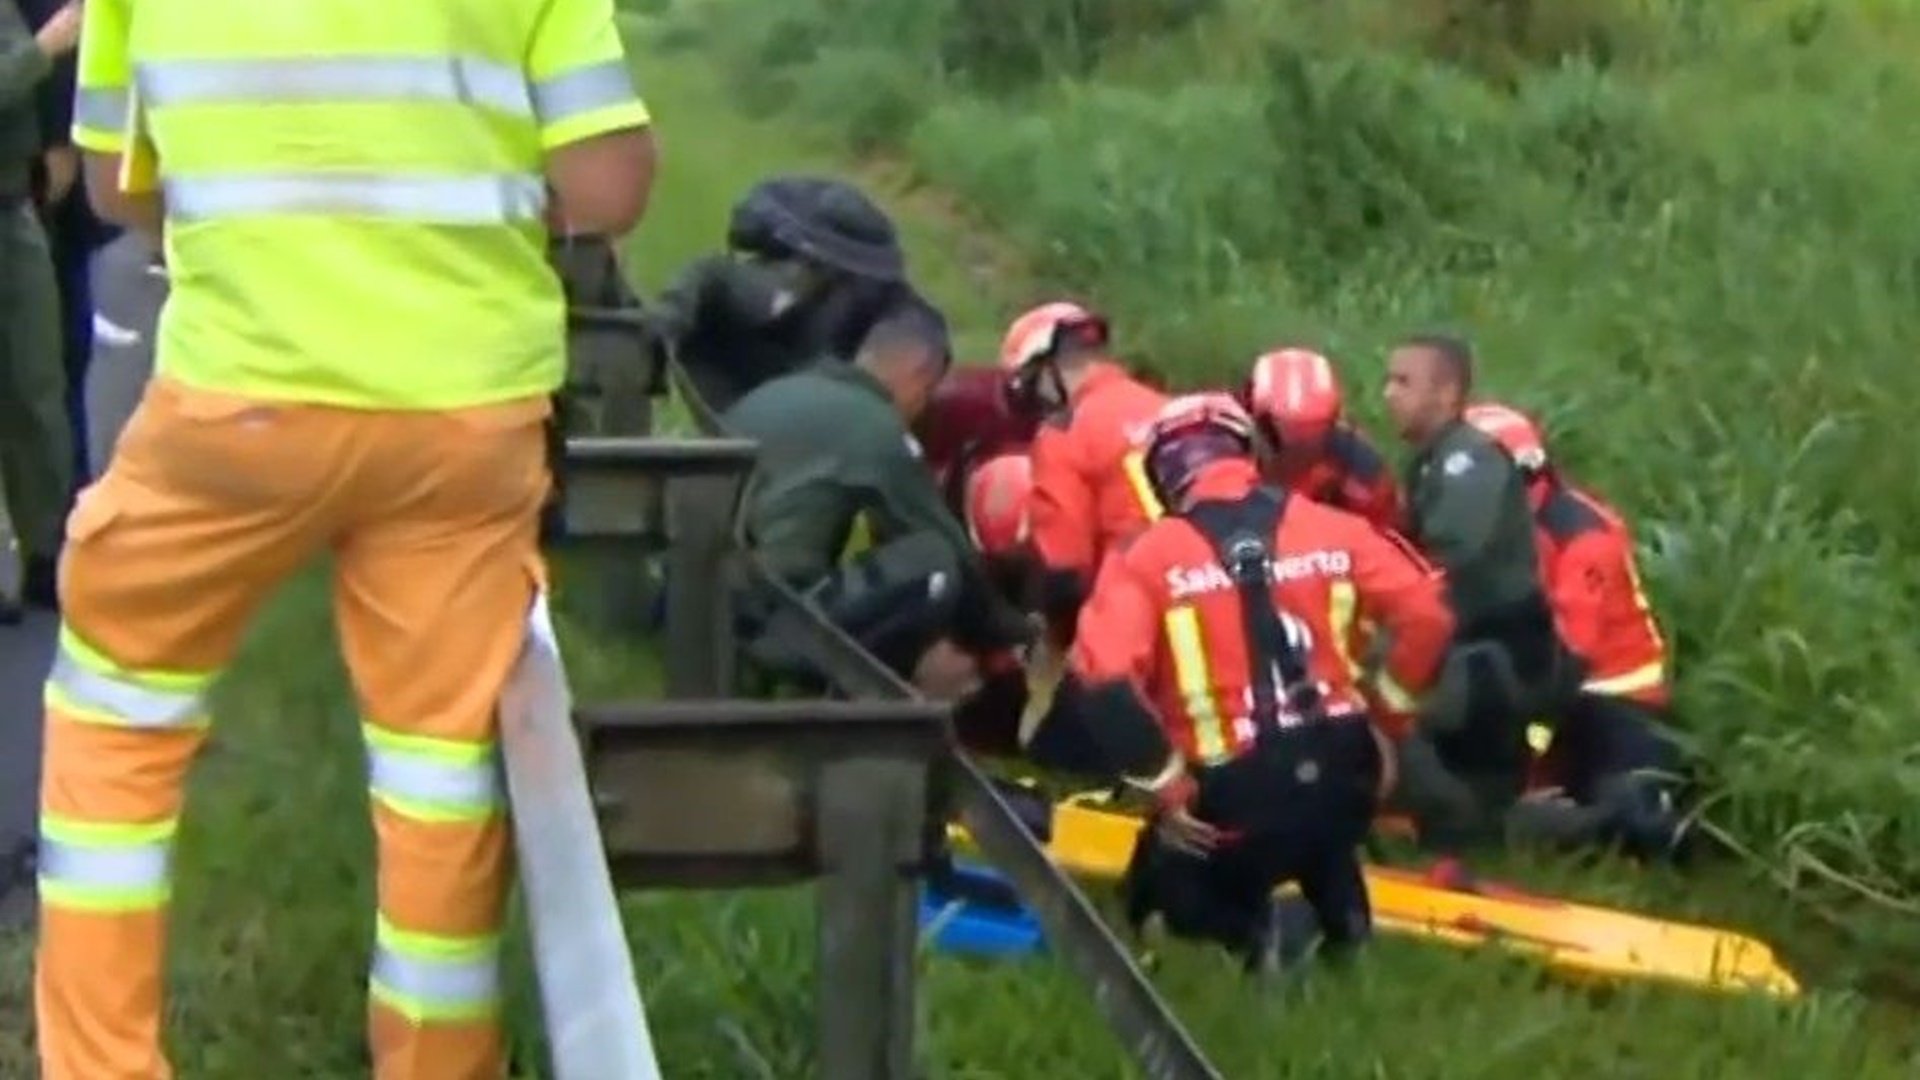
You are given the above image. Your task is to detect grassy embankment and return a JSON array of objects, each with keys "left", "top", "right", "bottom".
[
  {"left": 676, "top": 0, "right": 1920, "bottom": 942},
  {"left": 1, "top": 9, "right": 1916, "bottom": 1077}
]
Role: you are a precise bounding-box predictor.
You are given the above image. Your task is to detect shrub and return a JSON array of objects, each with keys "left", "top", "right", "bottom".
[{"left": 694, "top": 0, "right": 1920, "bottom": 907}]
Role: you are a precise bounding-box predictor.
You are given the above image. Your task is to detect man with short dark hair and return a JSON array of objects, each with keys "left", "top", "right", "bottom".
[
  {"left": 725, "top": 301, "right": 1032, "bottom": 695},
  {"left": 1382, "top": 333, "right": 1579, "bottom": 849}
]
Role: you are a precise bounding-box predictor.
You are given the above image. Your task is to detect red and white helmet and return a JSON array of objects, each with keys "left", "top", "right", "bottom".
[
  {"left": 1246, "top": 347, "right": 1341, "bottom": 448},
  {"left": 963, "top": 453, "right": 1035, "bottom": 559},
  {"left": 1463, "top": 400, "right": 1549, "bottom": 474},
  {"left": 997, "top": 301, "right": 1109, "bottom": 416},
  {"left": 1142, "top": 393, "right": 1257, "bottom": 507}
]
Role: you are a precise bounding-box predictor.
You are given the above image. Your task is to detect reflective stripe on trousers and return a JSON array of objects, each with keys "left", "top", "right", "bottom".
[
  {"left": 364, "top": 722, "right": 503, "bottom": 824},
  {"left": 38, "top": 815, "right": 176, "bottom": 913},
  {"left": 370, "top": 915, "right": 501, "bottom": 1023},
  {"left": 43, "top": 624, "right": 214, "bottom": 729}
]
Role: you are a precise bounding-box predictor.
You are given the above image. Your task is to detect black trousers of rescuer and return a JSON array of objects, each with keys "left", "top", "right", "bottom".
[{"left": 1123, "top": 720, "right": 1381, "bottom": 962}]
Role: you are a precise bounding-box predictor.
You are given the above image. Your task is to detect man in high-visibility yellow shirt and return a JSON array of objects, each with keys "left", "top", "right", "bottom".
[{"left": 40, "top": 2, "right": 656, "bottom": 1077}]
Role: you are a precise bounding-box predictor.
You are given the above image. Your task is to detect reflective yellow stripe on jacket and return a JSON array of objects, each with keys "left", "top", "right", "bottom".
[
  {"left": 71, "top": 0, "right": 651, "bottom": 410},
  {"left": 1163, "top": 604, "right": 1230, "bottom": 765}
]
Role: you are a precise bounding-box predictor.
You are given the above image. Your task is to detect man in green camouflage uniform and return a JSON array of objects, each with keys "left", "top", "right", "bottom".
[
  {"left": 0, "top": 0, "right": 77, "bottom": 623},
  {"left": 1383, "top": 333, "right": 1583, "bottom": 848},
  {"left": 724, "top": 302, "right": 1031, "bottom": 691}
]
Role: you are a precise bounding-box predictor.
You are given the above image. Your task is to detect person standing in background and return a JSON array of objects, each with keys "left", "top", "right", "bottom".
[
  {"left": 22, "top": 0, "right": 112, "bottom": 490},
  {"left": 0, "top": 0, "right": 79, "bottom": 624}
]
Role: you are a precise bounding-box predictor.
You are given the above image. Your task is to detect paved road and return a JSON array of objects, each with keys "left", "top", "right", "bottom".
[{"left": 0, "top": 232, "right": 163, "bottom": 923}]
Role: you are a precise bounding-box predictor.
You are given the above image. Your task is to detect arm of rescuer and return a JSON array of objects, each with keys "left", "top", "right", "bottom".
[
  {"left": 0, "top": 1, "right": 68, "bottom": 109},
  {"left": 530, "top": 0, "right": 657, "bottom": 237},
  {"left": 1345, "top": 517, "right": 1456, "bottom": 727},
  {"left": 1544, "top": 531, "right": 1612, "bottom": 664},
  {"left": 1027, "top": 426, "right": 1100, "bottom": 644},
  {"left": 67, "top": 0, "right": 168, "bottom": 233},
  {"left": 1029, "top": 541, "right": 1195, "bottom": 802},
  {"left": 865, "top": 423, "right": 1035, "bottom": 655}
]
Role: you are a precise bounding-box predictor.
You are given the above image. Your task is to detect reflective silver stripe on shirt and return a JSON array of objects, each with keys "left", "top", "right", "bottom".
[
  {"left": 75, "top": 87, "right": 131, "bottom": 133},
  {"left": 367, "top": 747, "right": 501, "bottom": 815},
  {"left": 48, "top": 649, "right": 205, "bottom": 728},
  {"left": 37, "top": 836, "right": 170, "bottom": 893},
  {"left": 532, "top": 61, "right": 637, "bottom": 126},
  {"left": 163, "top": 174, "right": 547, "bottom": 224},
  {"left": 371, "top": 943, "right": 499, "bottom": 1011},
  {"left": 135, "top": 55, "right": 532, "bottom": 117}
]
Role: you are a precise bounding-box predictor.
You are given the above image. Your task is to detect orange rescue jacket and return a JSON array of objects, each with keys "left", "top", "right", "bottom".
[
  {"left": 1533, "top": 482, "right": 1670, "bottom": 709},
  {"left": 1069, "top": 460, "right": 1453, "bottom": 766},
  {"left": 1029, "top": 362, "right": 1169, "bottom": 583}
]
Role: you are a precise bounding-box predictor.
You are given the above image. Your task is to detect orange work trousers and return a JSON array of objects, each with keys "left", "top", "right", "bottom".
[{"left": 35, "top": 377, "right": 551, "bottom": 1080}]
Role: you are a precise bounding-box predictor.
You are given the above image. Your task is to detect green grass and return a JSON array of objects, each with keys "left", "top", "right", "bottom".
[{"left": 3, "top": 16, "right": 1918, "bottom": 1079}]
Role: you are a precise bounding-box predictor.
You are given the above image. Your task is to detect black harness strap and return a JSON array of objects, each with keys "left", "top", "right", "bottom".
[{"left": 1179, "top": 488, "right": 1325, "bottom": 740}]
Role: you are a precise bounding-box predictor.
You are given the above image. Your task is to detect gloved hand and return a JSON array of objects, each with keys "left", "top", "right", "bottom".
[
  {"left": 950, "top": 649, "right": 1029, "bottom": 757},
  {"left": 1148, "top": 770, "right": 1224, "bottom": 857}
]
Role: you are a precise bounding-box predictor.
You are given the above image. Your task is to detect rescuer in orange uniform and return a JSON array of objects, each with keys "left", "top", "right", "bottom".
[
  {"left": 1464, "top": 401, "right": 1688, "bottom": 860},
  {"left": 1027, "top": 393, "right": 1454, "bottom": 968},
  {"left": 1242, "top": 347, "right": 1404, "bottom": 536},
  {"left": 998, "top": 301, "right": 1168, "bottom": 643}
]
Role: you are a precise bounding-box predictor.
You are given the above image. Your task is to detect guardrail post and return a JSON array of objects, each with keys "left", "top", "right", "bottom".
[{"left": 816, "top": 756, "right": 927, "bottom": 1079}]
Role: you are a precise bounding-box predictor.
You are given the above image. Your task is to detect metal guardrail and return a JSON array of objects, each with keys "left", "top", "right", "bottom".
[
  {"left": 541, "top": 261, "right": 1222, "bottom": 1077},
  {"left": 654, "top": 343, "right": 1225, "bottom": 1079}
]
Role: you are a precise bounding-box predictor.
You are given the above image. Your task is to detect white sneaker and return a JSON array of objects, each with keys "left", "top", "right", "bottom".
[{"left": 93, "top": 313, "right": 142, "bottom": 348}]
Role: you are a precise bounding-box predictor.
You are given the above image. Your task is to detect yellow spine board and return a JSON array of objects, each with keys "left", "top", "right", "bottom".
[{"left": 946, "top": 802, "right": 1801, "bottom": 999}]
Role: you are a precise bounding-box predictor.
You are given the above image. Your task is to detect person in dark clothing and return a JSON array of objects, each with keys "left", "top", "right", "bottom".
[
  {"left": 21, "top": 0, "right": 115, "bottom": 488},
  {"left": 652, "top": 175, "right": 923, "bottom": 415},
  {"left": 1382, "top": 333, "right": 1584, "bottom": 849},
  {"left": 723, "top": 301, "right": 1033, "bottom": 693}
]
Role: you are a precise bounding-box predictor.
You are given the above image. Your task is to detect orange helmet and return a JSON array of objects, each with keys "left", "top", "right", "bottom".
[
  {"left": 963, "top": 453, "right": 1035, "bottom": 559},
  {"left": 1464, "top": 401, "right": 1549, "bottom": 474},
  {"left": 998, "top": 301, "right": 1109, "bottom": 416},
  {"left": 1142, "top": 393, "right": 1257, "bottom": 507},
  {"left": 1246, "top": 347, "right": 1341, "bottom": 448}
]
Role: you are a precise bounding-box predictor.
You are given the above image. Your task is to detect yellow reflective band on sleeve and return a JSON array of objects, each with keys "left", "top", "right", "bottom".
[
  {"left": 533, "top": 60, "right": 650, "bottom": 148},
  {"left": 1122, "top": 450, "right": 1166, "bottom": 523},
  {"left": 1332, "top": 585, "right": 1422, "bottom": 713},
  {"left": 1163, "top": 604, "right": 1229, "bottom": 765},
  {"left": 1327, "top": 582, "right": 1360, "bottom": 680},
  {"left": 363, "top": 723, "right": 502, "bottom": 825},
  {"left": 369, "top": 915, "right": 502, "bottom": 1024},
  {"left": 45, "top": 625, "right": 215, "bottom": 730},
  {"left": 73, "top": 87, "right": 130, "bottom": 147},
  {"left": 37, "top": 814, "right": 177, "bottom": 913},
  {"left": 1582, "top": 660, "right": 1665, "bottom": 698}
]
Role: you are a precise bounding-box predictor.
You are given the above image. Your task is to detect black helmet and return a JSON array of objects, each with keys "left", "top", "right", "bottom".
[{"left": 727, "top": 176, "right": 907, "bottom": 283}]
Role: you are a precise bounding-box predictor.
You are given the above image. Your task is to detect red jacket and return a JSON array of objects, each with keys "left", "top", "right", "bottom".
[
  {"left": 1029, "top": 362, "right": 1168, "bottom": 584},
  {"left": 1069, "top": 460, "right": 1453, "bottom": 766},
  {"left": 1533, "top": 482, "right": 1670, "bottom": 708},
  {"left": 1266, "top": 423, "right": 1405, "bottom": 537},
  {"left": 913, "top": 364, "right": 1038, "bottom": 496}
]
